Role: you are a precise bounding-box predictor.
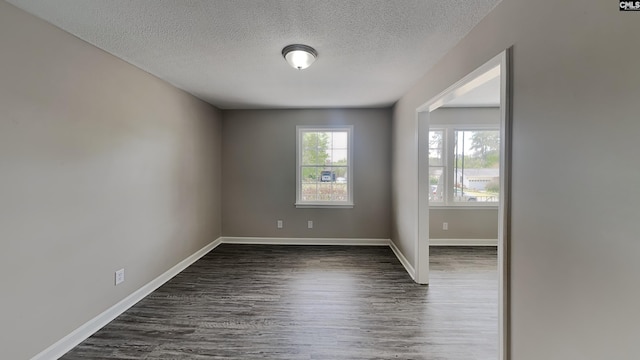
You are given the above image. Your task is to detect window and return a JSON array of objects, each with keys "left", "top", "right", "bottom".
[
  {"left": 429, "top": 127, "right": 499, "bottom": 206},
  {"left": 296, "top": 126, "right": 353, "bottom": 208}
]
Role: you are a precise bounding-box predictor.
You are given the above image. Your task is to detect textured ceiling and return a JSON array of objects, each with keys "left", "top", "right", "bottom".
[{"left": 6, "top": 0, "right": 501, "bottom": 109}]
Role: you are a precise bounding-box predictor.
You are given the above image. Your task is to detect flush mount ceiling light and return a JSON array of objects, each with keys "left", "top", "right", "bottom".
[{"left": 282, "top": 44, "right": 317, "bottom": 70}]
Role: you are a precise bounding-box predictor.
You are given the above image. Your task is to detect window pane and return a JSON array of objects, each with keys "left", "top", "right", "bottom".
[
  {"left": 332, "top": 132, "right": 348, "bottom": 150},
  {"left": 454, "top": 130, "right": 499, "bottom": 203},
  {"left": 332, "top": 179, "right": 348, "bottom": 201},
  {"left": 429, "top": 167, "right": 444, "bottom": 202},
  {"left": 302, "top": 166, "right": 319, "bottom": 182},
  {"left": 332, "top": 166, "right": 348, "bottom": 180},
  {"left": 301, "top": 167, "right": 319, "bottom": 201},
  {"left": 330, "top": 149, "right": 348, "bottom": 164},
  {"left": 301, "top": 183, "right": 317, "bottom": 201},
  {"left": 429, "top": 130, "right": 444, "bottom": 166},
  {"left": 317, "top": 182, "right": 332, "bottom": 201},
  {"left": 302, "top": 131, "right": 329, "bottom": 166}
]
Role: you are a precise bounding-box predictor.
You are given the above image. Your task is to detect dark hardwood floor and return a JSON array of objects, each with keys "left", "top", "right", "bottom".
[{"left": 61, "top": 245, "right": 497, "bottom": 360}]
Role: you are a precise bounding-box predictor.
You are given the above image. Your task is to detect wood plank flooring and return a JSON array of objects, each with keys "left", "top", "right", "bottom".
[{"left": 61, "top": 245, "right": 497, "bottom": 360}]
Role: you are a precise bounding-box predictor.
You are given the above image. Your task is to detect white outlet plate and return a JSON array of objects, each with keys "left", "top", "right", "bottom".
[
  {"left": 443, "top": 222, "right": 448, "bottom": 230},
  {"left": 277, "top": 220, "right": 283, "bottom": 229},
  {"left": 115, "top": 268, "right": 125, "bottom": 285},
  {"left": 307, "top": 220, "right": 313, "bottom": 229}
]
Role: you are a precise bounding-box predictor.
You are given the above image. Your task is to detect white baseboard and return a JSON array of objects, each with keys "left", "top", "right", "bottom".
[
  {"left": 429, "top": 238, "right": 498, "bottom": 246},
  {"left": 32, "top": 237, "right": 223, "bottom": 360},
  {"left": 388, "top": 240, "right": 415, "bottom": 280},
  {"left": 221, "top": 236, "right": 390, "bottom": 246}
]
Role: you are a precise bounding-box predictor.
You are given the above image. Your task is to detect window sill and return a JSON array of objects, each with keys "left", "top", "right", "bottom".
[{"left": 295, "top": 203, "right": 354, "bottom": 209}]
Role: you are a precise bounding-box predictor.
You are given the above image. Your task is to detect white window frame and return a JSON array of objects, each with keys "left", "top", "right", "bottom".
[
  {"left": 295, "top": 125, "right": 354, "bottom": 208},
  {"left": 429, "top": 124, "right": 499, "bottom": 208}
]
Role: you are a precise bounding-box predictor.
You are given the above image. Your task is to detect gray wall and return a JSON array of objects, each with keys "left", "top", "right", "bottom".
[
  {"left": 392, "top": 0, "right": 640, "bottom": 358},
  {"left": 430, "top": 208, "right": 498, "bottom": 240},
  {"left": 431, "top": 107, "right": 499, "bottom": 126},
  {"left": 222, "top": 109, "right": 391, "bottom": 239},
  {"left": 0, "top": 2, "right": 222, "bottom": 359},
  {"left": 429, "top": 107, "right": 499, "bottom": 240}
]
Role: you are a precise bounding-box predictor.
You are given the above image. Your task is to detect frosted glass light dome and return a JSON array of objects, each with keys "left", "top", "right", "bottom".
[{"left": 282, "top": 44, "right": 317, "bottom": 70}]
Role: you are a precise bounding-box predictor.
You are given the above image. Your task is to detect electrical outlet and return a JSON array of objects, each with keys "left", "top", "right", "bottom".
[
  {"left": 115, "top": 268, "right": 125, "bottom": 285},
  {"left": 307, "top": 220, "right": 313, "bottom": 229},
  {"left": 443, "top": 222, "right": 448, "bottom": 230},
  {"left": 277, "top": 220, "right": 283, "bottom": 229}
]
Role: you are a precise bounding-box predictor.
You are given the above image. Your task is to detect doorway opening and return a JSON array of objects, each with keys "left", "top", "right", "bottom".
[{"left": 415, "top": 50, "right": 511, "bottom": 360}]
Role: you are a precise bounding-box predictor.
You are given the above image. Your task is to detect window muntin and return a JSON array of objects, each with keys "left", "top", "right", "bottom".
[
  {"left": 296, "top": 126, "right": 353, "bottom": 207},
  {"left": 429, "top": 127, "right": 499, "bottom": 206}
]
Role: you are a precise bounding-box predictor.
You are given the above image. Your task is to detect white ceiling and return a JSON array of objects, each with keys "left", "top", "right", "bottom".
[{"left": 6, "top": 0, "right": 502, "bottom": 109}]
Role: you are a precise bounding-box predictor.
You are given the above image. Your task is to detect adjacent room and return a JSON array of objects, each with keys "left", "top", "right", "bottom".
[{"left": 1, "top": 1, "right": 639, "bottom": 359}]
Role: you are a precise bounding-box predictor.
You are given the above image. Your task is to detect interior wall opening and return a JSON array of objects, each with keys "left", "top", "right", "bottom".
[{"left": 415, "top": 50, "right": 511, "bottom": 360}]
